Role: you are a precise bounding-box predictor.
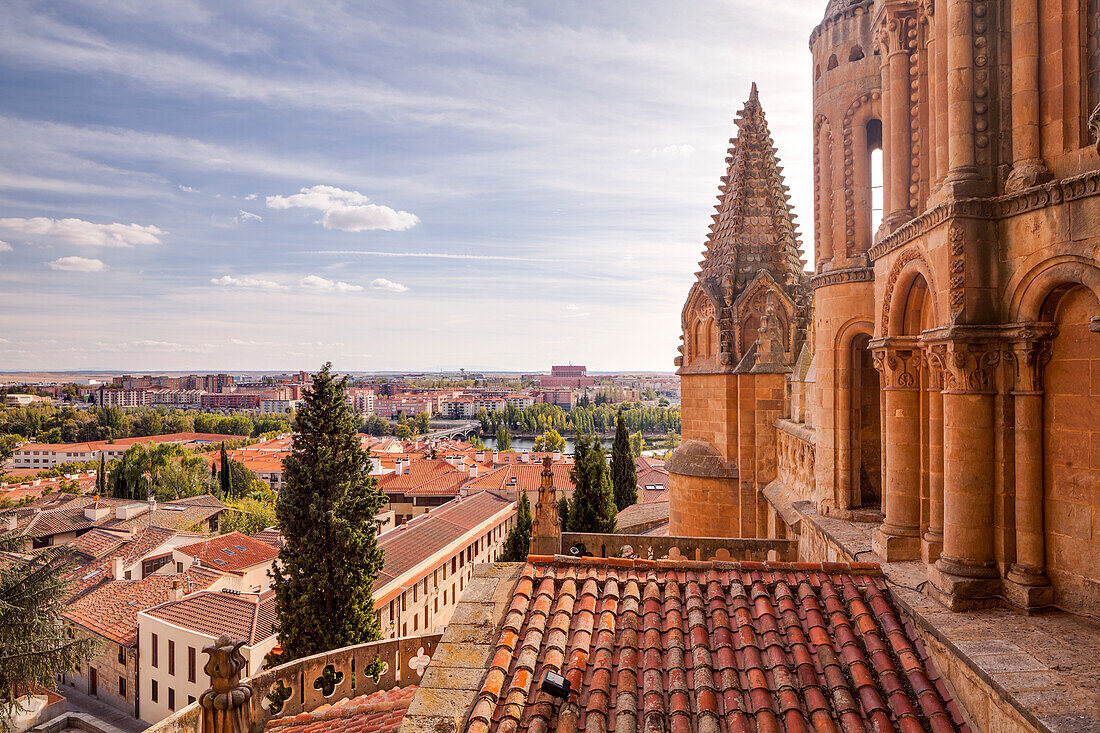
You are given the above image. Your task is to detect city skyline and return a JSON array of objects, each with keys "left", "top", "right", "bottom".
[{"left": 0, "top": 1, "right": 820, "bottom": 372}]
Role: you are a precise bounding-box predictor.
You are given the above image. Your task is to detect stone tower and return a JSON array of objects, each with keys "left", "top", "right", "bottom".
[
  {"left": 668, "top": 84, "right": 810, "bottom": 539},
  {"left": 528, "top": 455, "right": 560, "bottom": 556}
]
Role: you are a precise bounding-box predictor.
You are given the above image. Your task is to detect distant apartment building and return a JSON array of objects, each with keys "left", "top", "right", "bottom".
[
  {"left": 147, "top": 389, "right": 205, "bottom": 407},
  {"left": 10, "top": 433, "right": 240, "bottom": 470},
  {"left": 347, "top": 388, "right": 376, "bottom": 414},
  {"left": 537, "top": 387, "right": 575, "bottom": 409},
  {"left": 375, "top": 395, "right": 433, "bottom": 419},
  {"left": 203, "top": 374, "right": 234, "bottom": 393},
  {"left": 95, "top": 388, "right": 151, "bottom": 407},
  {"left": 199, "top": 393, "right": 260, "bottom": 410},
  {"left": 259, "top": 398, "right": 300, "bottom": 414},
  {"left": 538, "top": 364, "right": 595, "bottom": 389}
]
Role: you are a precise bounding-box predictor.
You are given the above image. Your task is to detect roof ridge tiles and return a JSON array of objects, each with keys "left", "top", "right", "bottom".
[{"left": 523, "top": 554, "right": 883, "bottom": 577}]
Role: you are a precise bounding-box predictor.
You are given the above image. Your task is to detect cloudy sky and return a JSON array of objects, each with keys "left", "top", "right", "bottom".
[{"left": 0, "top": 0, "right": 823, "bottom": 373}]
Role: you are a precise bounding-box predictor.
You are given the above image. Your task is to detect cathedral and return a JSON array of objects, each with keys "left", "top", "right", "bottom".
[{"left": 670, "top": 0, "right": 1100, "bottom": 619}]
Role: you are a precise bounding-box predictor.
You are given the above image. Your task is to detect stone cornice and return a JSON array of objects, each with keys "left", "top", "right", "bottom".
[
  {"left": 868, "top": 169, "right": 1100, "bottom": 261},
  {"left": 810, "top": 1, "right": 876, "bottom": 48},
  {"left": 810, "top": 266, "right": 874, "bottom": 290}
]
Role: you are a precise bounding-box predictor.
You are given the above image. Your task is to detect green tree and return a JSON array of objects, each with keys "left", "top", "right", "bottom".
[
  {"left": 557, "top": 496, "right": 569, "bottom": 528},
  {"left": 219, "top": 443, "right": 232, "bottom": 499},
  {"left": 566, "top": 434, "right": 617, "bottom": 533},
  {"left": 221, "top": 493, "right": 278, "bottom": 536},
  {"left": 499, "top": 490, "right": 532, "bottom": 562},
  {"left": 156, "top": 455, "right": 215, "bottom": 501},
  {"left": 494, "top": 423, "right": 512, "bottom": 452},
  {"left": 95, "top": 452, "right": 107, "bottom": 495},
  {"left": 394, "top": 424, "right": 412, "bottom": 441},
  {"left": 414, "top": 412, "right": 430, "bottom": 436},
  {"left": 271, "top": 363, "right": 387, "bottom": 661},
  {"left": 610, "top": 411, "right": 638, "bottom": 510},
  {"left": 532, "top": 429, "right": 565, "bottom": 453},
  {"left": 0, "top": 533, "right": 97, "bottom": 719}
]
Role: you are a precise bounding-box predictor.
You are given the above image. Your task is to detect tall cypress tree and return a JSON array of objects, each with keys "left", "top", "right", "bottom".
[
  {"left": 499, "top": 490, "right": 532, "bottom": 562},
  {"left": 219, "top": 442, "right": 232, "bottom": 499},
  {"left": 610, "top": 410, "right": 638, "bottom": 510},
  {"left": 566, "top": 434, "right": 617, "bottom": 533},
  {"left": 95, "top": 452, "right": 107, "bottom": 496},
  {"left": 271, "top": 363, "right": 387, "bottom": 660}
]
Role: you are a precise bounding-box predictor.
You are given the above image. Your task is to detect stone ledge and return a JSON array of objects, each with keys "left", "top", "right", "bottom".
[{"left": 764, "top": 483, "right": 1100, "bottom": 733}]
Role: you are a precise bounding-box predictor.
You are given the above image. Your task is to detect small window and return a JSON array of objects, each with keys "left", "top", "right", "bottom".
[
  {"left": 849, "top": 44, "right": 865, "bottom": 62},
  {"left": 188, "top": 695, "right": 196, "bottom": 706},
  {"left": 119, "top": 677, "right": 127, "bottom": 697},
  {"left": 151, "top": 634, "right": 158, "bottom": 668},
  {"left": 151, "top": 680, "right": 159, "bottom": 702},
  {"left": 168, "top": 640, "right": 175, "bottom": 675},
  {"left": 168, "top": 688, "right": 175, "bottom": 711},
  {"left": 118, "top": 645, "right": 126, "bottom": 665},
  {"left": 826, "top": 53, "right": 838, "bottom": 70},
  {"left": 188, "top": 647, "right": 196, "bottom": 683}
]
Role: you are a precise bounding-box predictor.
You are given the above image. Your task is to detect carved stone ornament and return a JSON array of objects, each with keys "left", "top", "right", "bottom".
[
  {"left": 200, "top": 635, "right": 253, "bottom": 733},
  {"left": 872, "top": 344, "right": 921, "bottom": 390},
  {"left": 1010, "top": 338, "right": 1054, "bottom": 393},
  {"left": 1090, "top": 101, "right": 1100, "bottom": 155},
  {"left": 941, "top": 342, "right": 1002, "bottom": 393}
]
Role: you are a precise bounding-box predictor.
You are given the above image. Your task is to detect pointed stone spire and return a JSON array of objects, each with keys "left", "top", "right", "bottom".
[
  {"left": 529, "top": 456, "right": 560, "bottom": 556},
  {"left": 698, "top": 84, "right": 806, "bottom": 301}
]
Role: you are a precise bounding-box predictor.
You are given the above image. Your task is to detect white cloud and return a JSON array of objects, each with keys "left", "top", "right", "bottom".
[
  {"left": 306, "top": 249, "right": 555, "bottom": 262},
  {"left": 299, "top": 274, "right": 363, "bottom": 293},
  {"left": 0, "top": 217, "right": 164, "bottom": 247},
  {"left": 234, "top": 210, "right": 262, "bottom": 223},
  {"left": 267, "top": 185, "right": 419, "bottom": 232},
  {"left": 565, "top": 303, "right": 579, "bottom": 311},
  {"left": 630, "top": 144, "right": 696, "bottom": 158},
  {"left": 178, "top": 184, "right": 199, "bottom": 193},
  {"left": 0, "top": 337, "right": 9, "bottom": 343},
  {"left": 244, "top": 193, "right": 257, "bottom": 200},
  {"left": 370, "top": 278, "right": 408, "bottom": 293},
  {"left": 211, "top": 274, "right": 287, "bottom": 290},
  {"left": 48, "top": 256, "right": 106, "bottom": 272},
  {"left": 0, "top": 240, "right": 10, "bottom": 252}
]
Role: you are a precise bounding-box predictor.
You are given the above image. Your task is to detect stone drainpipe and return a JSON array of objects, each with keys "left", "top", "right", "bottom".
[{"left": 200, "top": 635, "right": 253, "bottom": 733}]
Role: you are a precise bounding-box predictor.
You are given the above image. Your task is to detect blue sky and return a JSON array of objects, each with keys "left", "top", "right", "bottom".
[{"left": 0, "top": 0, "right": 823, "bottom": 373}]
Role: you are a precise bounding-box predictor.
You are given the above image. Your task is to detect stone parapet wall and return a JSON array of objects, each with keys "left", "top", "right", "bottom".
[
  {"left": 774, "top": 419, "right": 815, "bottom": 503},
  {"left": 560, "top": 532, "right": 797, "bottom": 563}
]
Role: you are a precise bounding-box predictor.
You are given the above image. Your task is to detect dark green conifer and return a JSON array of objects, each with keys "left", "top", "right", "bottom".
[
  {"left": 96, "top": 452, "right": 107, "bottom": 495},
  {"left": 610, "top": 410, "right": 638, "bottom": 510},
  {"left": 566, "top": 434, "right": 617, "bottom": 533},
  {"left": 271, "top": 363, "right": 387, "bottom": 660},
  {"left": 219, "top": 442, "right": 232, "bottom": 499}
]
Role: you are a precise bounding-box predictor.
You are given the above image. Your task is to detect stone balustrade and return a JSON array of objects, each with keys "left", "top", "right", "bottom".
[
  {"left": 561, "top": 532, "right": 798, "bottom": 563},
  {"left": 775, "top": 418, "right": 816, "bottom": 502},
  {"left": 144, "top": 633, "right": 443, "bottom": 733}
]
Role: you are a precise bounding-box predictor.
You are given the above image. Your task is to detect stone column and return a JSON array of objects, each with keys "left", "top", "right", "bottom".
[
  {"left": 923, "top": 349, "right": 945, "bottom": 563},
  {"left": 870, "top": 340, "right": 923, "bottom": 561},
  {"left": 880, "top": 15, "right": 914, "bottom": 229},
  {"left": 927, "top": 340, "right": 1001, "bottom": 609},
  {"left": 1005, "top": 0, "right": 1051, "bottom": 191},
  {"left": 921, "top": 1, "right": 940, "bottom": 187},
  {"left": 1004, "top": 335, "right": 1055, "bottom": 610},
  {"left": 933, "top": 0, "right": 950, "bottom": 189},
  {"left": 943, "top": 0, "right": 982, "bottom": 187}
]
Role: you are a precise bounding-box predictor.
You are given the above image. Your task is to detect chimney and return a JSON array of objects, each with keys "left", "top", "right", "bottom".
[
  {"left": 552, "top": 451, "right": 562, "bottom": 462},
  {"left": 168, "top": 579, "right": 183, "bottom": 602},
  {"left": 112, "top": 556, "right": 125, "bottom": 580},
  {"left": 5, "top": 514, "right": 16, "bottom": 531}
]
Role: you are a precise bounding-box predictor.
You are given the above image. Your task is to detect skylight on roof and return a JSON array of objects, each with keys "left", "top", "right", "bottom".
[
  {"left": 234, "top": 545, "right": 246, "bottom": 551},
  {"left": 81, "top": 568, "right": 103, "bottom": 581},
  {"left": 161, "top": 505, "right": 187, "bottom": 512},
  {"left": 214, "top": 559, "right": 226, "bottom": 565},
  {"left": 222, "top": 548, "right": 235, "bottom": 555}
]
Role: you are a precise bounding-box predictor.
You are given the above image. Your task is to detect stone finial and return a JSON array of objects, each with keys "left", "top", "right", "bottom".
[
  {"left": 200, "top": 635, "right": 253, "bottom": 733},
  {"left": 529, "top": 456, "right": 560, "bottom": 556}
]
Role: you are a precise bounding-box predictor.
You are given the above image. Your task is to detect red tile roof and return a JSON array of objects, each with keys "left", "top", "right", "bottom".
[
  {"left": 63, "top": 567, "right": 220, "bottom": 646},
  {"left": 15, "top": 433, "right": 244, "bottom": 455},
  {"left": 463, "top": 464, "right": 576, "bottom": 502},
  {"left": 68, "top": 528, "right": 128, "bottom": 559},
  {"left": 175, "top": 532, "right": 277, "bottom": 575},
  {"left": 615, "top": 501, "right": 670, "bottom": 534},
  {"left": 144, "top": 589, "right": 277, "bottom": 644},
  {"left": 265, "top": 686, "right": 417, "bottom": 733},
  {"left": 375, "top": 492, "right": 514, "bottom": 591},
  {"left": 465, "top": 557, "right": 969, "bottom": 733},
  {"left": 380, "top": 459, "right": 469, "bottom": 497}
]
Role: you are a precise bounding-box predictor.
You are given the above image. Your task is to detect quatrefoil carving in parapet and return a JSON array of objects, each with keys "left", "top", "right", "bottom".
[
  {"left": 312, "top": 664, "right": 344, "bottom": 698},
  {"left": 408, "top": 647, "right": 431, "bottom": 677},
  {"left": 366, "top": 655, "right": 388, "bottom": 684},
  {"left": 265, "top": 680, "right": 292, "bottom": 715}
]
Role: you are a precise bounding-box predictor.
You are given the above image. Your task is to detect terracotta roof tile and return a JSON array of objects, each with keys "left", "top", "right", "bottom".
[
  {"left": 144, "top": 589, "right": 277, "bottom": 644},
  {"left": 379, "top": 459, "right": 469, "bottom": 497},
  {"left": 175, "top": 531, "right": 277, "bottom": 575},
  {"left": 464, "top": 557, "right": 969, "bottom": 733},
  {"left": 265, "top": 686, "right": 417, "bottom": 733}
]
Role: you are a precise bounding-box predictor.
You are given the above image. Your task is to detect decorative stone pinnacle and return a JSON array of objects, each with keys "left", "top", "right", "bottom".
[
  {"left": 200, "top": 635, "right": 253, "bottom": 733},
  {"left": 529, "top": 456, "right": 560, "bottom": 556}
]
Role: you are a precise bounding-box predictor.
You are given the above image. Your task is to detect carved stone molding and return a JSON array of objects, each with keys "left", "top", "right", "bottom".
[
  {"left": 1008, "top": 328, "right": 1057, "bottom": 393},
  {"left": 810, "top": 266, "right": 874, "bottom": 289},
  {"left": 842, "top": 91, "right": 882, "bottom": 257},
  {"left": 880, "top": 247, "right": 931, "bottom": 335},
  {"left": 1090, "top": 102, "right": 1100, "bottom": 155},
  {"left": 972, "top": 0, "right": 991, "bottom": 167},
  {"left": 870, "top": 338, "right": 922, "bottom": 390},
  {"left": 868, "top": 169, "right": 1100, "bottom": 260},
  {"left": 933, "top": 341, "right": 1002, "bottom": 393},
  {"left": 947, "top": 222, "right": 965, "bottom": 318},
  {"left": 810, "top": 0, "right": 877, "bottom": 47}
]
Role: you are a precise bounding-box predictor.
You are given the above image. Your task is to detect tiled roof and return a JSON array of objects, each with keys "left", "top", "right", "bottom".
[
  {"left": 465, "top": 557, "right": 969, "bottom": 733},
  {"left": 265, "top": 686, "right": 417, "bottom": 733},
  {"left": 252, "top": 528, "right": 285, "bottom": 549},
  {"left": 63, "top": 567, "right": 220, "bottom": 646},
  {"left": 68, "top": 528, "right": 128, "bottom": 559},
  {"left": 144, "top": 589, "right": 277, "bottom": 644},
  {"left": 175, "top": 531, "right": 277, "bottom": 575},
  {"left": 380, "top": 459, "right": 469, "bottom": 497},
  {"left": 375, "top": 492, "right": 514, "bottom": 589},
  {"left": 615, "top": 501, "right": 670, "bottom": 534},
  {"left": 463, "top": 464, "right": 576, "bottom": 500},
  {"left": 62, "top": 526, "right": 184, "bottom": 600},
  {"left": 102, "top": 496, "right": 226, "bottom": 532},
  {"left": 15, "top": 433, "right": 243, "bottom": 455}
]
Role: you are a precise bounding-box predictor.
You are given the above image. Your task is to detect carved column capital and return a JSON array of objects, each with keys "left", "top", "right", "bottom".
[
  {"left": 874, "top": 14, "right": 912, "bottom": 56},
  {"left": 1008, "top": 327, "right": 1056, "bottom": 394},
  {"left": 937, "top": 340, "right": 1003, "bottom": 394},
  {"left": 870, "top": 337, "right": 922, "bottom": 390},
  {"left": 924, "top": 345, "right": 946, "bottom": 390}
]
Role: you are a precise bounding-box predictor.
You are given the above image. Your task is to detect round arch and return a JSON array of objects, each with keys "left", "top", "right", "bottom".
[
  {"left": 882, "top": 248, "right": 942, "bottom": 337},
  {"left": 1008, "top": 256, "right": 1100, "bottom": 322}
]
